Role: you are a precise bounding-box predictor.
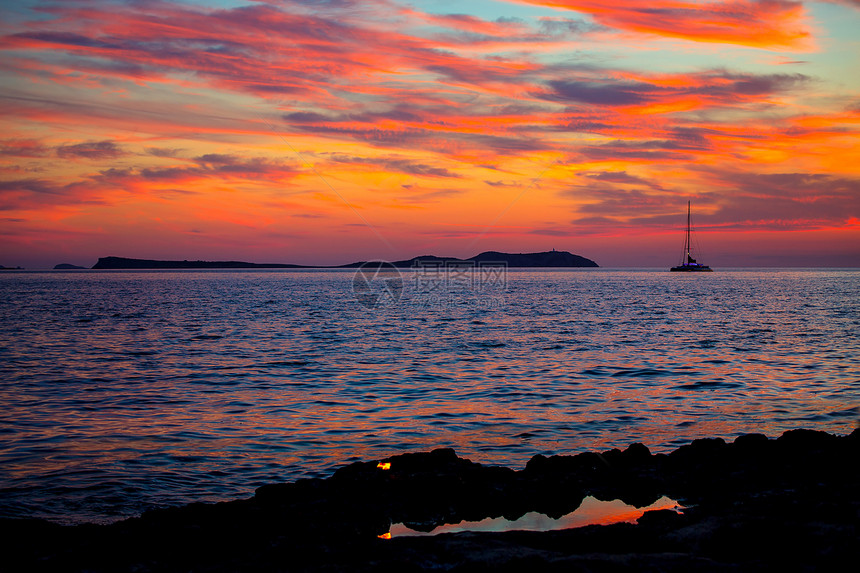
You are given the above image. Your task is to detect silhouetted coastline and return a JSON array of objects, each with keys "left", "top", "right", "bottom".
[
  {"left": 4, "top": 428, "right": 856, "bottom": 572},
  {"left": 91, "top": 250, "right": 599, "bottom": 269},
  {"left": 91, "top": 256, "right": 304, "bottom": 269}
]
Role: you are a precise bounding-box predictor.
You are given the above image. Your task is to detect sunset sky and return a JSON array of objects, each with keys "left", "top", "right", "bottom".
[{"left": 1, "top": 0, "right": 859, "bottom": 268}]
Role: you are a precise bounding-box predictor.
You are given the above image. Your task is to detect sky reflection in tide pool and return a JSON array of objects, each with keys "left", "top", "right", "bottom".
[
  {"left": 388, "top": 496, "right": 683, "bottom": 537},
  {"left": 0, "top": 269, "right": 858, "bottom": 523}
]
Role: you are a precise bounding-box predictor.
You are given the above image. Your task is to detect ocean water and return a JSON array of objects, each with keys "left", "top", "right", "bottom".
[{"left": 0, "top": 268, "right": 858, "bottom": 524}]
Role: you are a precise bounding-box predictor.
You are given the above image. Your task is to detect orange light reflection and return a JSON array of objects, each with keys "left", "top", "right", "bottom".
[{"left": 388, "top": 495, "right": 683, "bottom": 537}]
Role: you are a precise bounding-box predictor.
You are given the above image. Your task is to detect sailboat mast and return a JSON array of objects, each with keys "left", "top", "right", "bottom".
[
  {"left": 685, "top": 200, "right": 691, "bottom": 261},
  {"left": 670, "top": 200, "right": 711, "bottom": 271}
]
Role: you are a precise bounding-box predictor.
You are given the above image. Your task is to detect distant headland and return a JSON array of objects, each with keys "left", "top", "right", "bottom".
[
  {"left": 383, "top": 250, "right": 598, "bottom": 268},
  {"left": 91, "top": 251, "right": 598, "bottom": 269}
]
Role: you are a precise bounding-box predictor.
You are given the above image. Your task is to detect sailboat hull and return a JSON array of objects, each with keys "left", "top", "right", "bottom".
[{"left": 670, "top": 264, "right": 712, "bottom": 272}]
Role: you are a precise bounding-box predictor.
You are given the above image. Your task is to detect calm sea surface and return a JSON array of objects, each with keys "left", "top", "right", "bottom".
[{"left": 1, "top": 268, "right": 858, "bottom": 524}]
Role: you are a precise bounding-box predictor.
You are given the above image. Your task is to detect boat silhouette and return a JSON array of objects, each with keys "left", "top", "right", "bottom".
[{"left": 670, "top": 201, "right": 713, "bottom": 272}]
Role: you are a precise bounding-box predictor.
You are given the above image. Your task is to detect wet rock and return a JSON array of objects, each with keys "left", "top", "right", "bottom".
[
  {"left": 636, "top": 507, "right": 685, "bottom": 528},
  {"left": 5, "top": 428, "right": 859, "bottom": 572},
  {"left": 776, "top": 427, "right": 838, "bottom": 447},
  {"left": 732, "top": 432, "right": 769, "bottom": 449},
  {"left": 667, "top": 437, "right": 729, "bottom": 465}
]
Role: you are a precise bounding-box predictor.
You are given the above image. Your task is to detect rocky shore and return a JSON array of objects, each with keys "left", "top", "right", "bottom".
[{"left": 4, "top": 428, "right": 858, "bottom": 572}]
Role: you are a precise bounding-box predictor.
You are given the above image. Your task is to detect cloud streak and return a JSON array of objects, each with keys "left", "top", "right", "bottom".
[
  {"left": 517, "top": 0, "right": 812, "bottom": 49},
  {"left": 56, "top": 140, "right": 125, "bottom": 160}
]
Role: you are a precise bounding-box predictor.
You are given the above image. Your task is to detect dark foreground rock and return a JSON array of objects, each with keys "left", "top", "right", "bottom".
[{"left": 4, "top": 429, "right": 858, "bottom": 572}]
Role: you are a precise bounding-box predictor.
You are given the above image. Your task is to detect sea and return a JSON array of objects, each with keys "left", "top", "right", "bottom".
[{"left": 1, "top": 268, "right": 858, "bottom": 524}]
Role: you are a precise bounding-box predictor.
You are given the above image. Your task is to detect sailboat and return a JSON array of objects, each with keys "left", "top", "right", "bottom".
[{"left": 670, "top": 201, "right": 713, "bottom": 272}]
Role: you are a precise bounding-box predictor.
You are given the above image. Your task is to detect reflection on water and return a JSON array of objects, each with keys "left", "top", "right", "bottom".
[
  {"left": 0, "top": 269, "right": 857, "bottom": 523},
  {"left": 389, "top": 496, "right": 683, "bottom": 537}
]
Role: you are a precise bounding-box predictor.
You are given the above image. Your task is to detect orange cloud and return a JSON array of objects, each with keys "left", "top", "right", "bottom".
[{"left": 516, "top": 0, "right": 811, "bottom": 49}]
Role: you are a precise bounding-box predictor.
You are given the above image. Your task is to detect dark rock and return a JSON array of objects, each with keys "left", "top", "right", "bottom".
[
  {"left": 4, "top": 429, "right": 858, "bottom": 572},
  {"left": 621, "top": 442, "right": 651, "bottom": 461},
  {"left": 731, "top": 432, "right": 769, "bottom": 449},
  {"left": 775, "top": 427, "right": 838, "bottom": 447},
  {"left": 668, "top": 437, "right": 728, "bottom": 461},
  {"left": 635, "top": 508, "right": 684, "bottom": 528}
]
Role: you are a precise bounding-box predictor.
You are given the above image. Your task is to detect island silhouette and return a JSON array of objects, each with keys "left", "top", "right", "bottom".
[
  {"left": 54, "top": 263, "right": 87, "bottom": 270},
  {"left": 91, "top": 250, "right": 599, "bottom": 269}
]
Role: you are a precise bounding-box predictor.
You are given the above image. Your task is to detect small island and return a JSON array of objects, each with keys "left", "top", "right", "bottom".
[
  {"left": 92, "top": 256, "right": 303, "bottom": 269},
  {"left": 92, "top": 250, "right": 598, "bottom": 269},
  {"left": 54, "top": 263, "right": 87, "bottom": 270}
]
